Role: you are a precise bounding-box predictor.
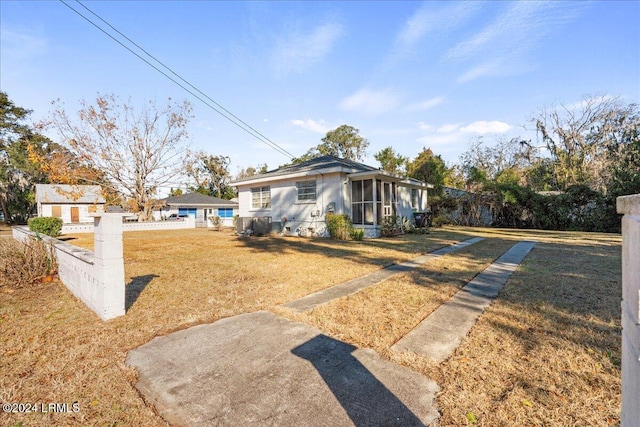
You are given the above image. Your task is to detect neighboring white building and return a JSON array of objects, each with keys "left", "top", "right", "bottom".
[
  {"left": 154, "top": 193, "right": 239, "bottom": 227},
  {"left": 35, "top": 184, "right": 106, "bottom": 224},
  {"left": 232, "top": 155, "right": 432, "bottom": 238}
]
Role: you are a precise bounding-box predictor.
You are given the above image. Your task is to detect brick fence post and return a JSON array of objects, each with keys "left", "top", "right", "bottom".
[
  {"left": 617, "top": 194, "right": 640, "bottom": 426},
  {"left": 91, "top": 213, "right": 127, "bottom": 320}
]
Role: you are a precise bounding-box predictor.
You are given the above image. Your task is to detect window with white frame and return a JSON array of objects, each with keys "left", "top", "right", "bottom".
[
  {"left": 296, "top": 180, "right": 316, "bottom": 202},
  {"left": 251, "top": 186, "right": 271, "bottom": 209},
  {"left": 411, "top": 189, "right": 419, "bottom": 209}
]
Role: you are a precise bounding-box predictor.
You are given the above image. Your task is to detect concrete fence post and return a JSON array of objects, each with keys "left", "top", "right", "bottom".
[
  {"left": 617, "top": 194, "right": 640, "bottom": 427},
  {"left": 91, "top": 213, "right": 127, "bottom": 320}
]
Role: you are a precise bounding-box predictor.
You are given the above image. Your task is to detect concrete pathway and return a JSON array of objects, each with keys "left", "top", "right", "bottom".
[
  {"left": 391, "top": 241, "right": 536, "bottom": 363},
  {"left": 127, "top": 311, "right": 440, "bottom": 426},
  {"left": 282, "top": 237, "right": 484, "bottom": 312}
]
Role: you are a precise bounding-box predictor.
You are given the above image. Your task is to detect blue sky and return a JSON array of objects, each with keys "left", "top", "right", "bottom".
[{"left": 2, "top": 1, "right": 639, "bottom": 180}]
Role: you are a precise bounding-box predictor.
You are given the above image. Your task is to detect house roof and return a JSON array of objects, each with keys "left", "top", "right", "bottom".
[
  {"left": 232, "top": 155, "right": 433, "bottom": 188},
  {"left": 232, "top": 155, "right": 377, "bottom": 186},
  {"left": 35, "top": 184, "right": 106, "bottom": 204},
  {"left": 159, "top": 193, "right": 238, "bottom": 207}
]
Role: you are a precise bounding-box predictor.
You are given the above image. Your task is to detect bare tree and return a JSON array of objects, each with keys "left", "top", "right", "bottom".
[
  {"left": 530, "top": 95, "right": 632, "bottom": 193},
  {"left": 47, "top": 94, "right": 192, "bottom": 220}
]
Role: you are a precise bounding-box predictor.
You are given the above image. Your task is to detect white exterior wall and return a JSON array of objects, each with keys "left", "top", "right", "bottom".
[
  {"left": 13, "top": 213, "right": 127, "bottom": 320},
  {"left": 41, "top": 203, "right": 104, "bottom": 223},
  {"left": 153, "top": 207, "right": 237, "bottom": 227},
  {"left": 61, "top": 217, "right": 196, "bottom": 234},
  {"left": 397, "top": 186, "right": 428, "bottom": 220},
  {"left": 237, "top": 173, "right": 347, "bottom": 237},
  {"left": 617, "top": 194, "right": 640, "bottom": 427}
]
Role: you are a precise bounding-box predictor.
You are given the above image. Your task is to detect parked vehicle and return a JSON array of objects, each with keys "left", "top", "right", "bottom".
[{"left": 167, "top": 214, "right": 189, "bottom": 221}]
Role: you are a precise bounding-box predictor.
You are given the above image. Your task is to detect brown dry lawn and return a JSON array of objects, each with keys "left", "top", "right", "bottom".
[{"left": 0, "top": 226, "right": 621, "bottom": 426}]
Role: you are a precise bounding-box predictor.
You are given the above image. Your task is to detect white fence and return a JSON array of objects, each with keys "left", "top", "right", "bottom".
[
  {"left": 13, "top": 213, "right": 127, "bottom": 320},
  {"left": 617, "top": 194, "right": 640, "bottom": 427},
  {"left": 61, "top": 216, "right": 196, "bottom": 234}
]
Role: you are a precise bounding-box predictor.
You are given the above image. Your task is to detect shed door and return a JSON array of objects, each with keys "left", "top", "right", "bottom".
[{"left": 70, "top": 207, "right": 79, "bottom": 223}]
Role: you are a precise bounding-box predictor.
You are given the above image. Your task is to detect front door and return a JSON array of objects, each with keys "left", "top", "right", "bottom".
[{"left": 70, "top": 207, "right": 79, "bottom": 223}]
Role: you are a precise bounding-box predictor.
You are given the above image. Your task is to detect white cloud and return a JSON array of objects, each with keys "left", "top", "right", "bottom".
[
  {"left": 417, "top": 132, "right": 464, "bottom": 147},
  {"left": 456, "top": 60, "right": 504, "bottom": 84},
  {"left": 460, "top": 121, "right": 511, "bottom": 134},
  {"left": 403, "top": 96, "right": 444, "bottom": 112},
  {"left": 0, "top": 28, "right": 47, "bottom": 59},
  {"left": 417, "top": 119, "right": 512, "bottom": 148},
  {"left": 291, "top": 119, "right": 329, "bottom": 134},
  {"left": 445, "top": 2, "right": 584, "bottom": 83},
  {"left": 272, "top": 22, "right": 344, "bottom": 74},
  {"left": 397, "top": 2, "right": 480, "bottom": 49},
  {"left": 339, "top": 88, "right": 403, "bottom": 116},
  {"left": 437, "top": 124, "right": 461, "bottom": 134},
  {"left": 417, "top": 121, "right": 434, "bottom": 131}
]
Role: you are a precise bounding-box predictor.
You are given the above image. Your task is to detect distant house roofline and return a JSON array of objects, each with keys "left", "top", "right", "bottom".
[
  {"left": 157, "top": 192, "right": 238, "bottom": 208},
  {"left": 35, "top": 184, "right": 106, "bottom": 204}
]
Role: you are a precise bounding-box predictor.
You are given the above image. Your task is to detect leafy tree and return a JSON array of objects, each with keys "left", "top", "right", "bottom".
[
  {"left": 46, "top": 94, "right": 193, "bottom": 220},
  {"left": 235, "top": 163, "right": 268, "bottom": 181},
  {"left": 169, "top": 188, "right": 183, "bottom": 197},
  {"left": 0, "top": 92, "right": 55, "bottom": 223},
  {"left": 606, "top": 104, "right": 640, "bottom": 197},
  {"left": 374, "top": 146, "right": 408, "bottom": 175},
  {"left": 406, "top": 147, "right": 448, "bottom": 190},
  {"left": 185, "top": 151, "right": 235, "bottom": 199},
  {"left": 459, "top": 137, "right": 528, "bottom": 187},
  {"left": 609, "top": 138, "right": 640, "bottom": 197},
  {"left": 293, "top": 125, "right": 369, "bottom": 163}
]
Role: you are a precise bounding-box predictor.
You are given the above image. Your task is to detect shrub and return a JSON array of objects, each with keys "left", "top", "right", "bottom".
[
  {"left": 350, "top": 227, "right": 364, "bottom": 241},
  {"left": 210, "top": 215, "right": 221, "bottom": 231},
  {"left": 380, "top": 215, "right": 400, "bottom": 237},
  {"left": 325, "top": 213, "right": 352, "bottom": 240},
  {"left": 401, "top": 216, "right": 416, "bottom": 234},
  {"left": 28, "top": 217, "right": 63, "bottom": 237},
  {"left": 0, "top": 237, "right": 58, "bottom": 288},
  {"left": 432, "top": 215, "right": 450, "bottom": 227}
]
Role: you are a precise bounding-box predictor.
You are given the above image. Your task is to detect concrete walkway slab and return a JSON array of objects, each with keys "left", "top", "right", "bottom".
[
  {"left": 392, "top": 241, "right": 536, "bottom": 363},
  {"left": 126, "top": 311, "right": 440, "bottom": 426},
  {"left": 282, "top": 237, "right": 484, "bottom": 313}
]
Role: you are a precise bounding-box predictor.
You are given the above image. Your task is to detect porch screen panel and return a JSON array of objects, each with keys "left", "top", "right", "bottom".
[{"left": 352, "top": 179, "right": 374, "bottom": 225}]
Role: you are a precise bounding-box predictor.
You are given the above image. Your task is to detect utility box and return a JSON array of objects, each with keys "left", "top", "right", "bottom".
[
  {"left": 236, "top": 216, "right": 272, "bottom": 236},
  {"left": 252, "top": 217, "right": 272, "bottom": 236}
]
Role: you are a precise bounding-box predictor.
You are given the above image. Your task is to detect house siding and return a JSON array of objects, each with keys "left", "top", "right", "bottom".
[
  {"left": 153, "top": 206, "right": 238, "bottom": 227},
  {"left": 237, "top": 172, "right": 347, "bottom": 236},
  {"left": 41, "top": 203, "right": 104, "bottom": 224}
]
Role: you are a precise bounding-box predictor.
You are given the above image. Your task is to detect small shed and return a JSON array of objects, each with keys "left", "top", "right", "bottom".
[
  {"left": 35, "top": 184, "right": 106, "bottom": 224},
  {"left": 154, "top": 193, "right": 238, "bottom": 227}
]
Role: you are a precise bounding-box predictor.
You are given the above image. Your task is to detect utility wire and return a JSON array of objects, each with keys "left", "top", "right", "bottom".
[{"left": 58, "top": 0, "right": 295, "bottom": 160}]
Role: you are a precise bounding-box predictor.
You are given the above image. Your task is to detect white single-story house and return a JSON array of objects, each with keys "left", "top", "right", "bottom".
[
  {"left": 231, "top": 155, "right": 433, "bottom": 238},
  {"left": 35, "top": 184, "right": 106, "bottom": 224},
  {"left": 153, "top": 193, "right": 239, "bottom": 227}
]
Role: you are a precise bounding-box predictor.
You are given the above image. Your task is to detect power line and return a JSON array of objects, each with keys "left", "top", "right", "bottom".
[{"left": 58, "top": 0, "right": 295, "bottom": 160}]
